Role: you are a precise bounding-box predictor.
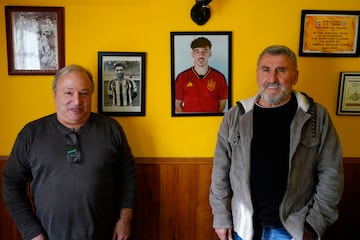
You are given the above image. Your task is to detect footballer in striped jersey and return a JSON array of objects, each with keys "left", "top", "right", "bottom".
[{"left": 107, "top": 63, "right": 138, "bottom": 106}]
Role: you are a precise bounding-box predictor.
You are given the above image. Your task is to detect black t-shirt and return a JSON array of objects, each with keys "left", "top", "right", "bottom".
[{"left": 250, "top": 94, "right": 297, "bottom": 227}]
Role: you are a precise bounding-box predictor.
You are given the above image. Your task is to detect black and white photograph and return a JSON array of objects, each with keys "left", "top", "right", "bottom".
[
  {"left": 98, "top": 52, "right": 146, "bottom": 116},
  {"left": 171, "top": 31, "right": 232, "bottom": 117},
  {"left": 5, "top": 6, "right": 65, "bottom": 75}
]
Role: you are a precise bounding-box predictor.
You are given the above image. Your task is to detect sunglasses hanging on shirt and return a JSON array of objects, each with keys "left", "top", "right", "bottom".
[{"left": 65, "top": 131, "right": 81, "bottom": 163}]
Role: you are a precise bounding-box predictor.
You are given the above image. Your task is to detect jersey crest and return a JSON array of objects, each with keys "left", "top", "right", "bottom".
[{"left": 207, "top": 79, "right": 216, "bottom": 91}]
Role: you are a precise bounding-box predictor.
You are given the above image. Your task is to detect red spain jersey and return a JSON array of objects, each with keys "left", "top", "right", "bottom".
[{"left": 175, "top": 67, "right": 228, "bottom": 112}]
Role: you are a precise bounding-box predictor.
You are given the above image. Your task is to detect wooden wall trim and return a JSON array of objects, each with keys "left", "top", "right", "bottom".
[
  {"left": 134, "top": 157, "right": 360, "bottom": 164},
  {"left": 135, "top": 157, "right": 213, "bottom": 164},
  {"left": 1, "top": 156, "right": 359, "bottom": 164},
  {"left": 343, "top": 157, "right": 360, "bottom": 164}
]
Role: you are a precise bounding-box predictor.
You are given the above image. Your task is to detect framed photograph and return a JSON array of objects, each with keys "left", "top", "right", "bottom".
[
  {"left": 337, "top": 72, "right": 360, "bottom": 115},
  {"left": 299, "top": 10, "right": 360, "bottom": 57},
  {"left": 98, "top": 52, "right": 146, "bottom": 116},
  {"left": 5, "top": 6, "right": 65, "bottom": 75},
  {"left": 171, "top": 31, "right": 232, "bottom": 117}
]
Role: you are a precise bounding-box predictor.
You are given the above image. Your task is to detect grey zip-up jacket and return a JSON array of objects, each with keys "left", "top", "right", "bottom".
[{"left": 210, "top": 91, "right": 343, "bottom": 240}]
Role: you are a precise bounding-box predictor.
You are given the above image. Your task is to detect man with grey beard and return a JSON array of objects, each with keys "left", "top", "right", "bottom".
[{"left": 210, "top": 45, "right": 343, "bottom": 240}]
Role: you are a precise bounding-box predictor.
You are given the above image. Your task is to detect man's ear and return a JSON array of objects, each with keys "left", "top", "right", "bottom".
[{"left": 292, "top": 70, "right": 299, "bottom": 85}]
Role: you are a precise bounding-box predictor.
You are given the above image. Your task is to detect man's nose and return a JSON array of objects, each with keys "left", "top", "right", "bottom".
[
  {"left": 268, "top": 70, "right": 278, "bottom": 82},
  {"left": 73, "top": 92, "right": 81, "bottom": 104}
]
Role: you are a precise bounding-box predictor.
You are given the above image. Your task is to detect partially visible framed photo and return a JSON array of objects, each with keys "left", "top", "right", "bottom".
[
  {"left": 5, "top": 6, "right": 65, "bottom": 75},
  {"left": 337, "top": 72, "right": 360, "bottom": 115},
  {"left": 98, "top": 52, "right": 146, "bottom": 116},
  {"left": 299, "top": 10, "right": 360, "bottom": 57},
  {"left": 171, "top": 31, "right": 232, "bottom": 117}
]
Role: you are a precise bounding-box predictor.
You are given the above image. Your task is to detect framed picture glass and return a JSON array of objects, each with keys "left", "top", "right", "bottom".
[
  {"left": 171, "top": 31, "right": 232, "bottom": 117},
  {"left": 299, "top": 10, "right": 360, "bottom": 57},
  {"left": 5, "top": 6, "right": 65, "bottom": 75},
  {"left": 98, "top": 52, "right": 146, "bottom": 116},
  {"left": 337, "top": 72, "right": 360, "bottom": 115}
]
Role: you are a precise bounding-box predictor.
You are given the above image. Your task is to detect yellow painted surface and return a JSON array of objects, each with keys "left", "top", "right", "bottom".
[{"left": 0, "top": 0, "right": 359, "bottom": 157}]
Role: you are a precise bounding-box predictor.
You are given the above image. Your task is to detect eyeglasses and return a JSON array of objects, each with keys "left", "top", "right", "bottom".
[{"left": 65, "top": 132, "right": 81, "bottom": 163}]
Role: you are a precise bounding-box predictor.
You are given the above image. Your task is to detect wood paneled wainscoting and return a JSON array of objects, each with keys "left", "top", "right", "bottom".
[
  {"left": 133, "top": 158, "right": 218, "bottom": 240},
  {"left": 1, "top": 156, "right": 359, "bottom": 240}
]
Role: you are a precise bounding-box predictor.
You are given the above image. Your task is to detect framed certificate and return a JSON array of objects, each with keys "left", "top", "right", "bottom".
[
  {"left": 337, "top": 72, "right": 360, "bottom": 115},
  {"left": 299, "top": 10, "right": 360, "bottom": 57}
]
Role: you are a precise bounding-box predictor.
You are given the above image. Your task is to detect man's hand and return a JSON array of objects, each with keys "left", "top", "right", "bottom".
[
  {"left": 215, "top": 228, "right": 233, "bottom": 240},
  {"left": 31, "top": 232, "right": 46, "bottom": 240},
  {"left": 112, "top": 218, "right": 131, "bottom": 240},
  {"left": 112, "top": 208, "right": 133, "bottom": 240}
]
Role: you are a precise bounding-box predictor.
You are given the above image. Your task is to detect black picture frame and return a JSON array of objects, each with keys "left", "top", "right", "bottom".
[
  {"left": 98, "top": 52, "right": 146, "bottom": 116},
  {"left": 337, "top": 72, "right": 360, "bottom": 116},
  {"left": 171, "top": 31, "right": 232, "bottom": 117},
  {"left": 299, "top": 10, "right": 360, "bottom": 57},
  {"left": 5, "top": 6, "right": 65, "bottom": 75}
]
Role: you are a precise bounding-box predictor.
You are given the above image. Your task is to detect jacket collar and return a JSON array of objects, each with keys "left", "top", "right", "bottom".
[{"left": 240, "top": 91, "right": 311, "bottom": 114}]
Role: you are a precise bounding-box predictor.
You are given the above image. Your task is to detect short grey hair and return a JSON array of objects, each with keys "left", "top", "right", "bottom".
[
  {"left": 257, "top": 45, "right": 298, "bottom": 70},
  {"left": 52, "top": 64, "right": 94, "bottom": 93}
]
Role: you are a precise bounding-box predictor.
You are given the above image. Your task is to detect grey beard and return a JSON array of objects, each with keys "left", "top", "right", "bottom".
[{"left": 260, "top": 89, "right": 287, "bottom": 105}]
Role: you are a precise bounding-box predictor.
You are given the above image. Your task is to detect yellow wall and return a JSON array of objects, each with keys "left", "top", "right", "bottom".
[{"left": 1, "top": 0, "right": 359, "bottom": 157}]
